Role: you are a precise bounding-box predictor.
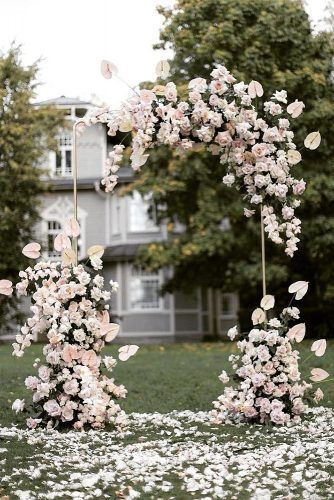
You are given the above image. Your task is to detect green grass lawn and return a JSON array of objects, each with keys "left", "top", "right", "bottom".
[{"left": 0, "top": 342, "right": 333, "bottom": 499}]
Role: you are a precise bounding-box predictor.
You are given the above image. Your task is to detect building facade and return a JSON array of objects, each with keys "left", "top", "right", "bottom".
[{"left": 35, "top": 97, "right": 238, "bottom": 343}]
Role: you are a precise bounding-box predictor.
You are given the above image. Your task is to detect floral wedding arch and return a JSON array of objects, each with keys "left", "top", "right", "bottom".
[{"left": 0, "top": 59, "right": 328, "bottom": 429}]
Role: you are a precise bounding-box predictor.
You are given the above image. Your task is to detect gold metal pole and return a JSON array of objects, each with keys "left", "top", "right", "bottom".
[
  {"left": 71, "top": 120, "right": 83, "bottom": 266},
  {"left": 260, "top": 204, "right": 267, "bottom": 297}
]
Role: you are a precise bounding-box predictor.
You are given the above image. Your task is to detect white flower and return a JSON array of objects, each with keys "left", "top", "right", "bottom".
[
  {"left": 109, "top": 280, "right": 119, "bottom": 292},
  {"left": 103, "top": 356, "right": 117, "bottom": 371},
  {"left": 12, "top": 399, "right": 25, "bottom": 413},
  {"left": 222, "top": 174, "right": 235, "bottom": 186},
  {"left": 218, "top": 370, "right": 230, "bottom": 384},
  {"left": 227, "top": 326, "right": 238, "bottom": 340}
]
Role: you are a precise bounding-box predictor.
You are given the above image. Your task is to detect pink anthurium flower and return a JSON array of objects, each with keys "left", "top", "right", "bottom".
[
  {"left": 118, "top": 345, "right": 139, "bottom": 361},
  {"left": 22, "top": 242, "right": 41, "bottom": 259},
  {"left": 311, "top": 339, "right": 327, "bottom": 357},
  {"left": 310, "top": 368, "right": 330, "bottom": 382},
  {"left": 64, "top": 218, "right": 80, "bottom": 238},
  {"left": 287, "top": 323, "right": 305, "bottom": 343},
  {"left": 54, "top": 233, "right": 71, "bottom": 252}
]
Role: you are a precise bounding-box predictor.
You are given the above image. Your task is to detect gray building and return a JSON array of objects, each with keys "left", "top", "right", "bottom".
[{"left": 35, "top": 97, "right": 238, "bottom": 343}]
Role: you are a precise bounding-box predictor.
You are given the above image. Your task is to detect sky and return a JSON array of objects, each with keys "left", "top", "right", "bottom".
[{"left": 0, "top": 0, "right": 330, "bottom": 108}]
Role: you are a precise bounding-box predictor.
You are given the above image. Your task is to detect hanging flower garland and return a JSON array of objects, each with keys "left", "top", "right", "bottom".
[
  {"left": 2, "top": 221, "right": 139, "bottom": 430},
  {"left": 212, "top": 282, "right": 329, "bottom": 425},
  {"left": 84, "top": 60, "right": 321, "bottom": 257}
]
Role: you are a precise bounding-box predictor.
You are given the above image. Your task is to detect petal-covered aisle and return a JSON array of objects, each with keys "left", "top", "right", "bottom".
[{"left": 1, "top": 407, "right": 333, "bottom": 499}]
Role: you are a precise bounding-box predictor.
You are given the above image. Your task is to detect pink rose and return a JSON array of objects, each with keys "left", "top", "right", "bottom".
[
  {"left": 271, "top": 399, "right": 284, "bottom": 412},
  {"left": 293, "top": 180, "right": 306, "bottom": 195},
  {"left": 243, "top": 406, "right": 258, "bottom": 418},
  {"left": 292, "top": 397, "right": 307, "bottom": 415},
  {"left": 80, "top": 349, "right": 100, "bottom": 369},
  {"left": 270, "top": 410, "right": 287, "bottom": 425},
  {"left": 38, "top": 365, "right": 51, "bottom": 382},
  {"left": 62, "top": 404, "right": 74, "bottom": 422},
  {"left": 215, "top": 131, "right": 232, "bottom": 146},
  {"left": 25, "top": 376, "right": 39, "bottom": 390},
  {"left": 164, "top": 82, "right": 177, "bottom": 102},
  {"left": 140, "top": 89, "right": 155, "bottom": 104},
  {"left": 26, "top": 417, "right": 42, "bottom": 429},
  {"left": 252, "top": 143, "right": 268, "bottom": 158},
  {"left": 62, "top": 345, "right": 80, "bottom": 363},
  {"left": 44, "top": 399, "right": 62, "bottom": 417},
  {"left": 63, "top": 379, "right": 79, "bottom": 396}
]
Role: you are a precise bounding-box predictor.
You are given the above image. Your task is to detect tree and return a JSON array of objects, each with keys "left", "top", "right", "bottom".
[
  {"left": 0, "top": 46, "right": 64, "bottom": 330},
  {"left": 125, "top": 0, "right": 334, "bottom": 337}
]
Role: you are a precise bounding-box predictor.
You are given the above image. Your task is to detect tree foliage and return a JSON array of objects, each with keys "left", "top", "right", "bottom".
[
  {"left": 126, "top": 0, "right": 334, "bottom": 335},
  {"left": 0, "top": 46, "right": 64, "bottom": 329}
]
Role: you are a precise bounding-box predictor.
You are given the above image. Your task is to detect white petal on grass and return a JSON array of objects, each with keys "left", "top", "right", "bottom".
[
  {"left": 304, "top": 131, "right": 321, "bottom": 150},
  {"left": 288, "top": 281, "right": 309, "bottom": 300}
]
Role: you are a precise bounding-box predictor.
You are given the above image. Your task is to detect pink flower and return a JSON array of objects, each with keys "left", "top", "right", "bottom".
[
  {"left": 63, "top": 379, "right": 79, "bottom": 396},
  {"left": 314, "top": 388, "right": 324, "bottom": 403},
  {"left": 25, "top": 376, "right": 39, "bottom": 390},
  {"left": 62, "top": 345, "right": 80, "bottom": 363},
  {"left": 26, "top": 417, "right": 42, "bottom": 429},
  {"left": 80, "top": 349, "right": 100, "bottom": 369},
  {"left": 270, "top": 409, "right": 287, "bottom": 425},
  {"left": 243, "top": 406, "right": 258, "bottom": 418},
  {"left": 215, "top": 131, "right": 232, "bottom": 146},
  {"left": 38, "top": 365, "right": 51, "bottom": 382},
  {"left": 140, "top": 89, "right": 155, "bottom": 104},
  {"left": 165, "top": 82, "right": 177, "bottom": 102},
  {"left": 293, "top": 180, "right": 306, "bottom": 196},
  {"left": 292, "top": 397, "right": 306, "bottom": 415},
  {"left": 252, "top": 143, "right": 267, "bottom": 158},
  {"left": 44, "top": 399, "right": 61, "bottom": 417}
]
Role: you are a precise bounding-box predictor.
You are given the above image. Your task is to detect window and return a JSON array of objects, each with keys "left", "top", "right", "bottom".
[
  {"left": 128, "top": 191, "right": 158, "bottom": 233},
  {"left": 47, "top": 220, "right": 62, "bottom": 258},
  {"left": 112, "top": 195, "right": 121, "bottom": 235},
  {"left": 221, "top": 293, "right": 236, "bottom": 317},
  {"left": 54, "top": 134, "right": 72, "bottom": 176},
  {"left": 42, "top": 198, "right": 87, "bottom": 260},
  {"left": 129, "top": 266, "right": 161, "bottom": 311},
  {"left": 46, "top": 219, "right": 82, "bottom": 259}
]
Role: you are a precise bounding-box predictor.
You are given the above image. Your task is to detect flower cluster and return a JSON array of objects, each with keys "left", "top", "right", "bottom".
[
  {"left": 212, "top": 281, "right": 329, "bottom": 425},
  {"left": 84, "top": 62, "right": 321, "bottom": 257},
  {"left": 3, "top": 219, "right": 139, "bottom": 430}
]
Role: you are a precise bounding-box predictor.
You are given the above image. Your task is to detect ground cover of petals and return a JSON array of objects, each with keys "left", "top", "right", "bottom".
[
  {"left": 1, "top": 408, "right": 334, "bottom": 499},
  {"left": 1, "top": 343, "right": 333, "bottom": 499}
]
